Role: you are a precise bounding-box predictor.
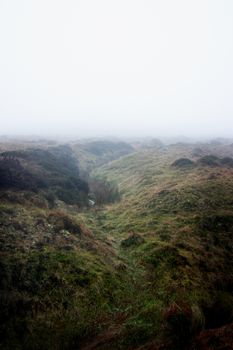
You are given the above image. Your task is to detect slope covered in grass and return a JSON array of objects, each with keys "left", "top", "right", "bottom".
[
  {"left": 0, "top": 141, "right": 233, "bottom": 349},
  {"left": 0, "top": 145, "right": 89, "bottom": 206},
  {"left": 0, "top": 200, "right": 134, "bottom": 350},
  {"left": 71, "top": 140, "right": 134, "bottom": 174},
  {"left": 89, "top": 144, "right": 233, "bottom": 348}
]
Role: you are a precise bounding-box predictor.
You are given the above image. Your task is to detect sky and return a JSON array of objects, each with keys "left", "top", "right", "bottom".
[{"left": 0, "top": 0, "right": 233, "bottom": 138}]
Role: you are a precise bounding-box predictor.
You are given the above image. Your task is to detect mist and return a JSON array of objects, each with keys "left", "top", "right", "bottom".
[{"left": 0, "top": 0, "right": 233, "bottom": 138}]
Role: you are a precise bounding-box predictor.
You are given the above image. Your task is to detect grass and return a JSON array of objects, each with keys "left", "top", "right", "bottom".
[
  {"left": 0, "top": 143, "right": 233, "bottom": 349},
  {"left": 86, "top": 147, "right": 233, "bottom": 347}
]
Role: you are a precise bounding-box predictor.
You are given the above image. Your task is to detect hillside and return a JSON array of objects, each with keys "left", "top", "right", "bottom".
[
  {"left": 85, "top": 143, "right": 233, "bottom": 348},
  {"left": 0, "top": 145, "right": 89, "bottom": 206},
  {"left": 0, "top": 141, "right": 233, "bottom": 349},
  {"left": 71, "top": 140, "right": 134, "bottom": 174}
]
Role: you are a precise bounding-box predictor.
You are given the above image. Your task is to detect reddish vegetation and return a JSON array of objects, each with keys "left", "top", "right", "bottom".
[{"left": 192, "top": 323, "right": 233, "bottom": 350}]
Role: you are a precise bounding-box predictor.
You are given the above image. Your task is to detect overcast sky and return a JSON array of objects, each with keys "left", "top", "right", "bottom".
[{"left": 0, "top": 0, "right": 233, "bottom": 138}]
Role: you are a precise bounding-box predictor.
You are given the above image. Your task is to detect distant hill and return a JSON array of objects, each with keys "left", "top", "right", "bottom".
[{"left": 72, "top": 140, "right": 134, "bottom": 173}]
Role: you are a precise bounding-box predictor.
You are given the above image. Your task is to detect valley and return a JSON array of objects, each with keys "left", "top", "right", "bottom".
[{"left": 0, "top": 138, "right": 233, "bottom": 350}]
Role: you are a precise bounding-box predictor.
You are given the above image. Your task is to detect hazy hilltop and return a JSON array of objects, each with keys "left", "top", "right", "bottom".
[{"left": 0, "top": 137, "right": 232, "bottom": 350}]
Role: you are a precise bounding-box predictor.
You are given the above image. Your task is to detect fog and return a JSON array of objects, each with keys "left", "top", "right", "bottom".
[{"left": 0, "top": 0, "right": 233, "bottom": 138}]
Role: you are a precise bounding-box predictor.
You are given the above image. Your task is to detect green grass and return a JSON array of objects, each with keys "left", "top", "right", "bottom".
[
  {"left": 85, "top": 147, "right": 233, "bottom": 347},
  {"left": 1, "top": 144, "right": 233, "bottom": 349}
]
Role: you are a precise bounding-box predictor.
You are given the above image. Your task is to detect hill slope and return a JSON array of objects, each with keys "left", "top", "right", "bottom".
[
  {"left": 0, "top": 141, "right": 233, "bottom": 349},
  {"left": 88, "top": 144, "right": 233, "bottom": 348},
  {"left": 0, "top": 145, "right": 89, "bottom": 206}
]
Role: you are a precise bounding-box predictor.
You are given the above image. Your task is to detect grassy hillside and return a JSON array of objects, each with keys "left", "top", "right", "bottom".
[
  {"left": 0, "top": 141, "right": 233, "bottom": 349},
  {"left": 0, "top": 145, "right": 89, "bottom": 206},
  {"left": 88, "top": 145, "right": 233, "bottom": 348},
  {"left": 71, "top": 140, "right": 134, "bottom": 174}
]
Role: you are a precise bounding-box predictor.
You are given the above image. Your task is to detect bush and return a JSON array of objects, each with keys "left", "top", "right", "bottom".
[
  {"left": 172, "top": 158, "right": 195, "bottom": 168},
  {"left": 220, "top": 157, "right": 233, "bottom": 167},
  {"left": 90, "top": 177, "right": 120, "bottom": 204},
  {"left": 198, "top": 155, "right": 220, "bottom": 167}
]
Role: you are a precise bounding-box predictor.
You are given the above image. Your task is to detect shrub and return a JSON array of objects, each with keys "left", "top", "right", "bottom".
[
  {"left": 90, "top": 177, "right": 120, "bottom": 204},
  {"left": 220, "top": 157, "right": 233, "bottom": 167},
  {"left": 172, "top": 158, "right": 194, "bottom": 168},
  {"left": 198, "top": 155, "right": 220, "bottom": 167}
]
